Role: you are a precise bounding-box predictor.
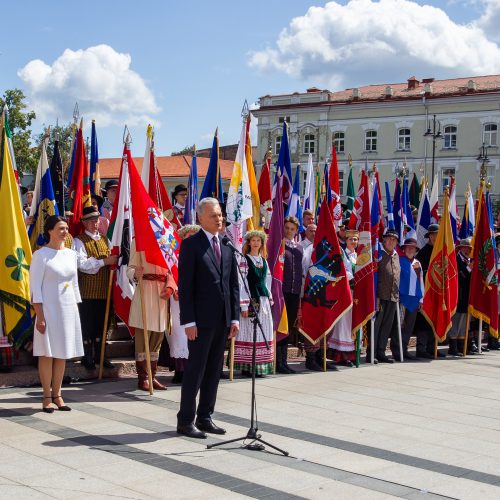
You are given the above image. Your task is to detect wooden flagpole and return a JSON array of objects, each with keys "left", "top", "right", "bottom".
[
  {"left": 396, "top": 302, "right": 404, "bottom": 362},
  {"left": 370, "top": 317, "right": 375, "bottom": 364},
  {"left": 229, "top": 337, "right": 235, "bottom": 381},
  {"left": 478, "top": 319, "right": 483, "bottom": 354},
  {"left": 273, "top": 331, "right": 277, "bottom": 374},
  {"left": 355, "top": 329, "right": 361, "bottom": 368},
  {"left": 98, "top": 269, "right": 114, "bottom": 380},
  {"left": 323, "top": 336, "right": 327, "bottom": 372},
  {"left": 434, "top": 338, "right": 438, "bottom": 359},
  {"left": 138, "top": 255, "right": 154, "bottom": 395}
]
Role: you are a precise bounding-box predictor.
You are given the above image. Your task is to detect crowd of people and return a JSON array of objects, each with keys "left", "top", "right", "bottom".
[{"left": 21, "top": 177, "right": 500, "bottom": 439}]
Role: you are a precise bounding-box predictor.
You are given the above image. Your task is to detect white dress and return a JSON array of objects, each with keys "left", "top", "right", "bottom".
[
  {"left": 30, "top": 247, "right": 84, "bottom": 359},
  {"left": 167, "top": 298, "right": 189, "bottom": 359}
]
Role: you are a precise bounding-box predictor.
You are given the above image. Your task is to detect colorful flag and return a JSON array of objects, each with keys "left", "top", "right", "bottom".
[
  {"left": 402, "top": 176, "right": 416, "bottom": 240},
  {"left": 200, "top": 127, "right": 224, "bottom": 203},
  {"left": 374, "top": 169, "right": 385, "bottom": 238},
  {"left": 328, "top": 145, "right": 343, "bottom": 228},
  {"left": 49, "top": 138, "right": 65, "bottom": 215},
  {"left": 468, "top": 184, "right": 498, "bottom": 338},
  {"left": 67, "top": 124, "right": 91, "bottom": 235},
  {"left": 409, "top": 173, "right": 421, "bottom": 209},
  {"left": 399, "top": 256, "right": 424, "bottom": 312},
  {"left": 184, "top": 151, "right": 199, "bottom": 225},
  {"left": 384, "top": 181, "right": 395, "bottom": 230},
  {"left": 275, "top": 121, "right": 293, "bottom": 205},
  {"left": 458, "top": 186, "right": 475, "bottom": 239},
  {"left": 303, "top": 153, "right": 315, "bottom": 213},
  {"left": 258, "top": 154, "right": 273, "bottom": 232},
  {"left": 0, "top": 109, "right": 33, "bottom": 347},
  {"left": 300, "top": 199, "right": 352, "bottom": 344},
  {"left": 349, "top": 170, "right": 375, "bottom": 332},
  {"left": 393, "top": 179, "right": 403, "bottom": 242},
  {"left": 245, "top": 115, "right": 261, "bottom": 230},
  {"left": 315, "top": 168, "right": 321, "bottom": 217},
  {"left": 448, "top": 178, "right": 458, "bottom": 243},
  {"left": 267, "top": 175, "right": 287, "bottom": 335},
  {"left": 344, "top": 166, "right": 355, "bottom": 220},
  {"left": 429, "top": 174, "right": 439, "bottom": 223},
  {"left": 28, "top": 135, "right": 58, "bottom": 250},
  {"left": 142, "top": 125, "right": 180, "bottom": 228},
  {"left": 90, "top": 120, "right": 101, "bottom": 195},
  {"left": 416, "top": 184, "right": 431, "bottom": 249},
  {"left": 370, "top": 175, "right": 383, "bottom": 296},
  {"left": 286, "top": 166, "right": 303, "bottom": 232},
  {"left": 421, "top": 190, "right": 458, "bottom": 341},
  {"left": 3, "top": 106, "right": 23, "bottom": 201}
]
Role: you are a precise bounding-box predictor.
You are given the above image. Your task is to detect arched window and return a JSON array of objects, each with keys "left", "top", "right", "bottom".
[
  {"left": 303, "top": 134, "right": 315, "bottom": 154},
  {"left": 443, "top": 125, "right": 457, "bottom": 149},
  {"left": 483, "top": 123, "right": 498, "bottom": 147},
  {"left": 365, "top": 130, "right": 377, "bottom": 151},
  {"left": 333, "top": 132, "right": 345, "bottom": 153},
  {"left": 397, "top": 128, "right": 411, "bottom": 151}
]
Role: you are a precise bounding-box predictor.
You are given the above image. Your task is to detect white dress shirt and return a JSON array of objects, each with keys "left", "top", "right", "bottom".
[{"left": 74, "top": 230, "right": 111, "bottom": 274}]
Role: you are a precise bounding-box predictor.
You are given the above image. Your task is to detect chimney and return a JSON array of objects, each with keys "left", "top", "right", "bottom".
[
  {"left": 352, "top": 88, "right": 361, "bottom": 100},
  {"left": 467, "top": 79, "right": 477, "bottom": 93},
  {"left": 407, "top": 76, "right": 419, "bottom": 90},
  {"left": 385, "top": 86, "right": 394, "bottom": 98}
]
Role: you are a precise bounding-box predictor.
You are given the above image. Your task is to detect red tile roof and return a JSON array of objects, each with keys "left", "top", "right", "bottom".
[{"left": 99, "top": 155, "right": 234, "bottom": 180}]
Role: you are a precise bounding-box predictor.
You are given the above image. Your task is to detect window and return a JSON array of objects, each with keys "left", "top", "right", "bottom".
[
  {"left": 333, "top": 132, "right": 345, "bottom": 153},
  {"left": 365, "top": 130, "right": 377, "bottom": 151},
  {"left": 339, "top": 170, "right": 344, "bottom": 196},
  {"left": 274, "top": 135, "right": 282, "bottom": 155},
  {"left": 278, "top": 116, "right": 290, "bottom": 124},
  {"left": 304, "top": 134, "right": 315, "bottom": 154},
  {"left": 483, "top": 123, "right": 498, "bottom": 147},
  {"left": 443, "top": 125, "right": 457, "bottom": 149},
  {"left": 442, "top": 168, "right": 455, "bottom": 192},
  {"left": 397, "top": 128, "right": 411, "bottom": 151}
]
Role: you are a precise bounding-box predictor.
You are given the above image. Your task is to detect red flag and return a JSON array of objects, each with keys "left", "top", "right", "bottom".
[
  {"left": 67, "top": 126, "right": 91, "bottom": 235},
  {"left": 328, "top": 145, "right": 342, "bottom": 228},
  {"left": 258, "top": 155, "right": 273, "bottom": 232},
  {"left": 142, "top": 127, "right": 181, "bottom": 229},
  {"left": 468, "top": 185, "right": 498, "bottom": 337},
  {"left": 349, "top": 171, "right": 375, "bottom": 333},
  {"left": 300, "top": 199, "right": 352, "bottom": 344},
  {"left": 374, "top": 169, "right": 385, "bottom": 238},
  {"left": 421, "top": 191, "right": 458, "bottom": 341}
]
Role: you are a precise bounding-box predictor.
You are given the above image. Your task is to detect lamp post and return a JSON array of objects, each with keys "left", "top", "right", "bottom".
[
  {"left": 477, "top": 142, "right": 490, "bottom": 180},
  {"left": 423, "top": 114, "right": 442, "bottom": 181}
]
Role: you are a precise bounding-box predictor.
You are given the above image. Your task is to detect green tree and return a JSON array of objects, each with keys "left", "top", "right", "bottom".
[
  {"left": 171, "top": 144, "right": 195, "bottom": 156},
  {"left": 0, "top": 89, "right": 37, "bottom": 175},
  {"left": 34, "top": 122, "right": 77, "bottom": 173}
]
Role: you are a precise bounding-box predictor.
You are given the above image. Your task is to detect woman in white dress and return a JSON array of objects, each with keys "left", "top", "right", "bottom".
[
  {"left": 167, "top": 224, "right": 200, "bottom": 383},
  {"left": 234, "top": 231, "right": 274, "bottom": 377},
  {"left": 30, "top": 216, "right": 84, "bottom": 412},
  {"left": 328, "top": 229, "right": 358, "bottom": 367}
]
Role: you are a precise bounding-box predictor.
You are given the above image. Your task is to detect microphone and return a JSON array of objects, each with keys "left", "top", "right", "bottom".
[{"left": 221, "top": 235, "right": 241, "bottom": 255}]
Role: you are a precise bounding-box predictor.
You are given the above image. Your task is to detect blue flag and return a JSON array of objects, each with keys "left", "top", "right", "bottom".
[
  {"left": 393, "top": 179, "right": 403, "bottom": 240},
  {"left": 276, "top": 121, "right": 293, "bottom": 205},
  {"left": 384, "top": 181, "right": 395, "bottom": 230},
  {"left": 200, "top": 129, "right": 224, "bottom": 203},
  {"left": 416, "top": 187, "right": 431, "bottom": 249},
  {"left": 399, "top": 255, "right": 423, "bottom": 312},
  {"left": 184, "top": 153, "right": 198, "bottom": 224},
  {"left": 286, "top": 166, "right": 303, "bottom": 232},
  {"left": 90, "top": 121, "right": 99, "bottom": 195}
]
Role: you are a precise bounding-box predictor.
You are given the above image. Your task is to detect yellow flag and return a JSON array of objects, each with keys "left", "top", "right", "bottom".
[
  {"left": 245, "top": 116, "right": 261, "bottom": 230},
  {"left": 0, "top": 110, "right": 33, "bottom": 346}
]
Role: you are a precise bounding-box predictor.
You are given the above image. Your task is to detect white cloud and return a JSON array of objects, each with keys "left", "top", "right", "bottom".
[
  {"left": 18, "top": 44, "right": 160, "bottom": 127},
  {"left": 248, "top": 0, "right": 500, "bottom": 88},
  {"left": 475, "top": 0, "right": 500, "bottom": 42}
]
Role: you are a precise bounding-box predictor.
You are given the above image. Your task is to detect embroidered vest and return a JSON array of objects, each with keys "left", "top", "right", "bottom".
[{"left": 78, "top": 233, "right": 110, "bottom": 300}]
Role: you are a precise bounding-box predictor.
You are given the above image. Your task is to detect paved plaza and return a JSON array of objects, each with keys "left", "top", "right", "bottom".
[{"left": 2, "top": 353, "right": 500, "bottom": 499}]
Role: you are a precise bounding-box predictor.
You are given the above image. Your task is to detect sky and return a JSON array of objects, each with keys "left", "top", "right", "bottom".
[{"left": 1, "top": 0, "right": 499, "bottom": 160}]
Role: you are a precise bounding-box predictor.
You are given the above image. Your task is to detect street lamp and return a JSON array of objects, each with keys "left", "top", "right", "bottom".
[
  {"left": 423, "top": 114, "right": 442, "bottom": 181},
  {"left": 477, "top": 142, "right": 490, "bottom": 180}
]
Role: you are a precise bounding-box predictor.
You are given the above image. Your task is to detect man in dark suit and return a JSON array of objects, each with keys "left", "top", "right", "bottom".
[{"left": 177, "top": 198, "right": 240, "bottom": 439}]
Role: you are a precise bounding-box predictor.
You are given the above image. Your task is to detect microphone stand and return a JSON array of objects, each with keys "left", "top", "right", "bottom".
[{"left": 207, "top": 241, "right": 289, "bottom": 456}]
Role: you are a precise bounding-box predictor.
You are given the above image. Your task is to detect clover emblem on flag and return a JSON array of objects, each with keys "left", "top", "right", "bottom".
[{"left": 5, "top": 248, "right": 29, "bottom": 281}]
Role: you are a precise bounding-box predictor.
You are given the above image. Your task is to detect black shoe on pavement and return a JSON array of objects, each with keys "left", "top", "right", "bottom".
[
  {"left": 195, "top": 419, "right": 226, "bottom": 435},
  {"left": 403, "top": 352, "right": 416, "bottom": 361},
  {"left": 365, "top": 356, "right": 378, "bottom": 364},
  {"left": 219, "top": 371, "right": 229, "bottom": 379},
  {"left": 102, "top": 359, "right": 114, "bottom": 369},
  {"left": 82, "top": 356, "right": 96, "bottom": 370},
  {"left": 177, "top": 423, "right": 207, "bottom": 439},
  {"left": 416, "top": 351, "right": 433, "bottom": 359},
  {"left": 377, "top": 356, "right": 394, "bottom": 364}
]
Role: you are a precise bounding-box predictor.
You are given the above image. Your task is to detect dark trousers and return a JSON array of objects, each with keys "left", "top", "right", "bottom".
[
  {"left": 177, "top": 315, "right": 228, "bottom": 425},
  {"left": 390, "top": 306, "right": 418, "bottom": 356},
  {"left": 279, "top": 292, "right": 300, "bottom": 347},
  {"left": 371, "top": 299, "right": 397, "bottom": 359},
  {"left": 78, "top": 299, "right": 107, "bottom": 358},
  {"left": 415, "top": 313, "right": 434, "bottom": 354}
]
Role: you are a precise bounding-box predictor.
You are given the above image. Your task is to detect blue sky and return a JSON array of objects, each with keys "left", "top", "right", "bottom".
[{"left": 1, "top": 0, "right": 498, "bottom": 160}]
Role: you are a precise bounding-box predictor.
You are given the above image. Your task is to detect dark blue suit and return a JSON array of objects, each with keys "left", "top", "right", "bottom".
[{"left": 177, "top": 230, "right": 239, "bottom": 424}]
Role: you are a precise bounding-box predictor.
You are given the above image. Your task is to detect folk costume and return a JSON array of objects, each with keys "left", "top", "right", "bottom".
[
  {"left": 172, "top": 184, "right": 187, "bottom": 226},
  {"left": 127, "top": 242, "right": 176, "bottom": 391},
  {"left": 235, "top": 231, "right": 274, "bottom": 377}
]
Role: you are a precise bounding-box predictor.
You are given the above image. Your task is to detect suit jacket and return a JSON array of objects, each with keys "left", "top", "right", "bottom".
[{"left": 178, "top": 230, "right": 239, "bottom": 329}]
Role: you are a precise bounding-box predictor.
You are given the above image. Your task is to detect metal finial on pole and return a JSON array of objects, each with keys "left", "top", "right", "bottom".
[
  {"left": 347, "top": 153, "right": 352, "bottom": 168},
  {"left": 73, "top": 102, "right": 80, "bottom": 124},
  {"left": 123, "top": 125, "right": 132, "bottom": 146},
  {"left": 241, "top": 99, "right": 249, "bottom": 122}
]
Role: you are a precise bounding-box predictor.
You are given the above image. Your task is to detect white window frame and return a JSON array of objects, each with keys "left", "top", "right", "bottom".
[
  {"left": 483, "top": 123, "right": 498, "bottom": 147},
  {"left": 365, "top": 130, "right": 377, "bottom": 152},
  {"left": 333, "top": 132, "right": 345, "bottom": 153},
  {"left": 274, "top": 135, "right": 282, "bottom": 155},
  {"left": 397, "top": 128, "right": 411, "bottom": 151},
  {"left": 443, "top": 125, "right": 457, "bottom": 149},
  {"left": 441, "top": 167, "right": 456, "bottom": 193},
  {"left": 303, "top": 134, "right": 315, "bottom": 154}
]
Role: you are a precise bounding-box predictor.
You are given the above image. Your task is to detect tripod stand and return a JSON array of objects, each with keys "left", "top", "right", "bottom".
[{"left": 207, "top": 244, "right": 289, "bottom": 456}]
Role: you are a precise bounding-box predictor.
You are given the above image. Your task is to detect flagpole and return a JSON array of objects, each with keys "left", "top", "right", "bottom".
[
  {"left": 323, "top": 336, "right": 327, "bottom": 372},
  {"left": 98, "top": 269, "right": 114, "bottom": 380},
  {"left": 138, "top": 258, "right": 154, "bottom": 396},
  {"left": 356, "top": 329, "right": 361, "bottom": 368},
  {"left": 463, "top": 312, "right": 471, "bottom": 356},
  {"left": 478, "top": 319, "right": 483, "bottom": 354},
  {"left": 396, "top": 302, "right": 404, "bottom": 363},
  {"left": 273, "top": 331, "right": 277, "bottom": 374},
  {"left": 229, "top": 337, "right": 235, "bottom": 381},
  {"left": 370, "top": 318, "right": 375, "bottom": 365}
]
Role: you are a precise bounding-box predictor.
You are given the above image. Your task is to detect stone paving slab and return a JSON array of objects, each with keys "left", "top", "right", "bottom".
[{"left": 2, "top": 353, "right": 500, "bottom": 498}]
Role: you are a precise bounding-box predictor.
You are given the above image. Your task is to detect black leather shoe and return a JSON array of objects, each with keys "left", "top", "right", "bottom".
[
  {"left": 365, "top": 357, "right": 378, "bottom": 364},
  {"left": 177, "top": 423, "right": 207, "bottom": 439},
  {"left": 195, "top": 419, "right": 226, "bottom": 435},
  {"left": 416, "top": 351, "right": 433, "bottom": 359},
  {"left": 403, "top": 352, "right": 416, "bottom": 361},
  {"left": 102, "top": 359, "right": 114, "bottom": 369},
  {"left": 377, "top": 356, "right": 394, "bottom": 364},
  {"left": 219, "top": 371, "right": 229, "bottom": 380}
]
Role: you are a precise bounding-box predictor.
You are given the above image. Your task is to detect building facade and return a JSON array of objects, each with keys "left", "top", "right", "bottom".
[{"left": 252, "top": 75, "right": 500, "bottom": 210}]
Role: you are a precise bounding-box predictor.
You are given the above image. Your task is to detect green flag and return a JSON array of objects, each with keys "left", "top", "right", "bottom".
[
  {"left": 344, "top": 167, "right": 355, "bottom": 219},
  {"left": 409, "top": 173, "right": 421, "bottom": 209}
]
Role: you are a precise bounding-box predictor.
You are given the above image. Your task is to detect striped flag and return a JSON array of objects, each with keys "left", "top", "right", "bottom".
[
  {"left": 90, "top": 120, "right": 101, "bottom": 195},
  {"left": 286, "top": 166, "right": 303, "bottom": 232},
  {"left": 429, "top": 174, "right": 439, "bottom": 223},
  {"left": 184, "top": 151, "right": 199, "bottom": 225},
  {"left": 303, "top": 153, "right": 315, "bottom": 213},
  {"left": 245, "top": 115, "right": 261, "bottom": 230},
  {"left": 399, "top": 256, "right": 424, "bottom": 312},
  {"left": 458, "top": 187, "right": 475, "bottom": 239},
  {"left": 328, "top": 145, "right": 342, "bottom": 228},
  {"left": 384, "top": 181, "right": 395, "bottom": 230},
  {"left": 416, "top": 185, "right": 431, "bottom": 249}
]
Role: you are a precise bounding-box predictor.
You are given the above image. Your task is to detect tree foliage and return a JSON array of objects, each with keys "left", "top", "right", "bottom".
[
  {"left": 0, "top": 89, "right": 37, "bottom": 175},
  {"left": 34, "top": 122, "right": 77, "bottom": 171},
  {"left": 171, "top": 144, "right": 195, "bottom": 156}
]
